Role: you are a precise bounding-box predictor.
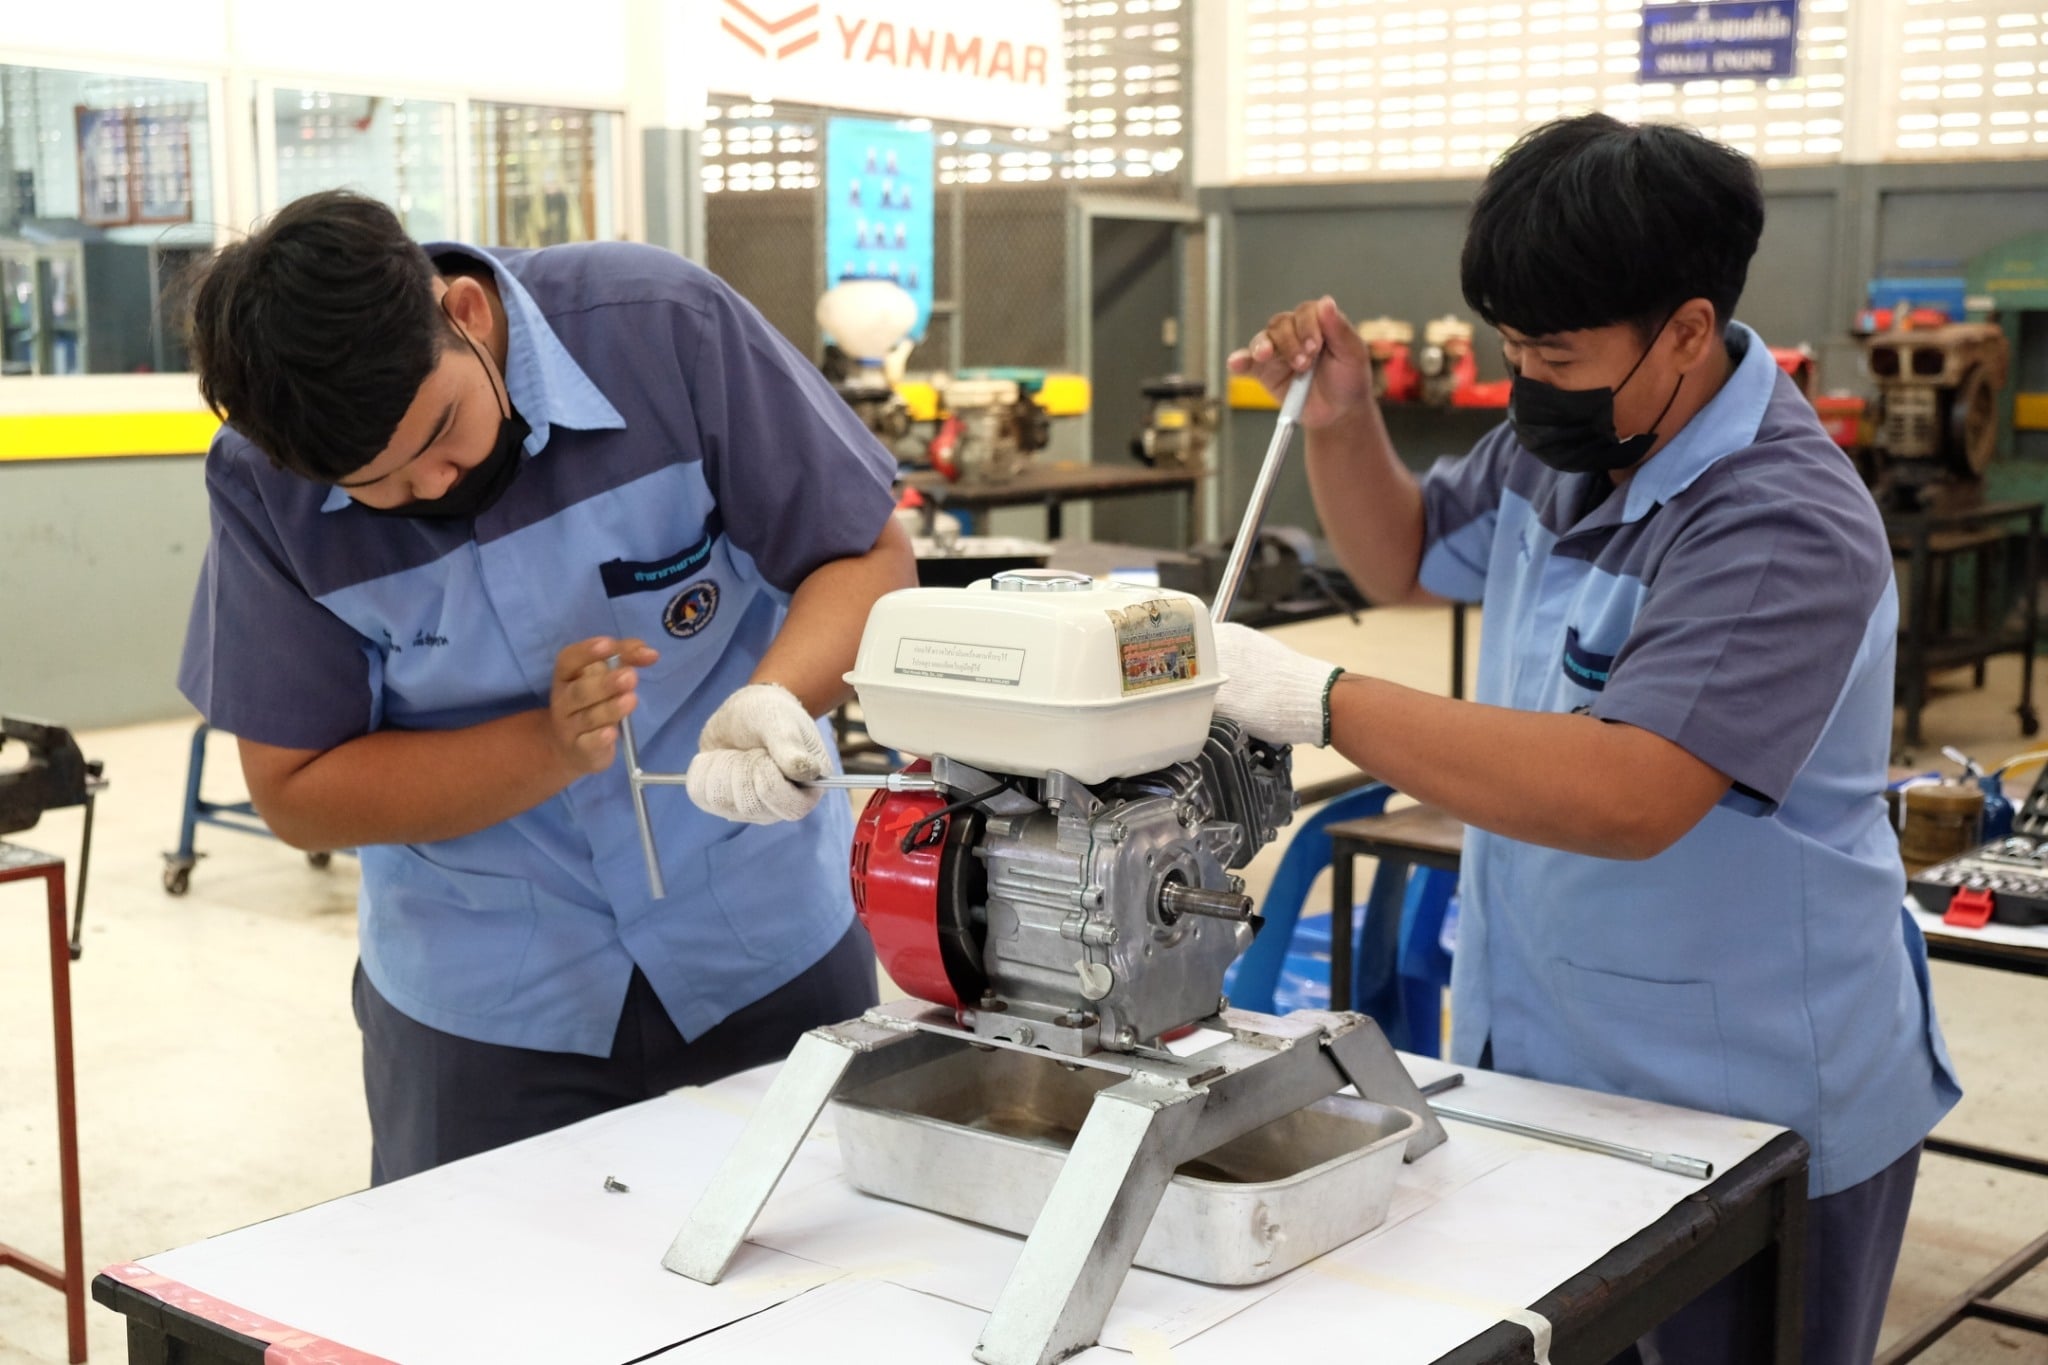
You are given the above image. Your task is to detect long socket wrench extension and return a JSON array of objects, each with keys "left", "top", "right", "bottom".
[{"left": 1429, "top": 1096, "right": 1714, "bottom": 1180}]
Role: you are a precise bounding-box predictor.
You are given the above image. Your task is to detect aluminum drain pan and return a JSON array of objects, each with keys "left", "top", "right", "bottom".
[{"left": 831, "top": 1045, "right": 1416, "bottom": 1285}]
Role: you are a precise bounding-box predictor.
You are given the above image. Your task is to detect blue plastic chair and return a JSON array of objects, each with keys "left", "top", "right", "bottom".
[
  {"left": 1226, "top": 782, "right": 1393, "bottom": 1014},
  {"left": 1226, "top": 782, "right": 1457, "bottom": 1057}
]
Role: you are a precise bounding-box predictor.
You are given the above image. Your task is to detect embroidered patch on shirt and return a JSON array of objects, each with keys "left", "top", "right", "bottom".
[{"left": 663, "top": 581, "right": 720, "bottom": 638}]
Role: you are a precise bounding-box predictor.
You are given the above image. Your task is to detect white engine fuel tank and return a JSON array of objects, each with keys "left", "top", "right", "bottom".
[{"left": 846, "top": 570, "right": 1221, "bottom": 783}]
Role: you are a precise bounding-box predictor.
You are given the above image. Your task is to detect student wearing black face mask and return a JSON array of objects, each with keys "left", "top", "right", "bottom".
[
  {"left": 344, "top": 299, "right": 530, "bottom": 521},
  {"left": 1221, "top": 115, "right": 1956, "bottom": 1365},
  {"left": 177, "top": 191, "right": 914, "bottom": 1187}
]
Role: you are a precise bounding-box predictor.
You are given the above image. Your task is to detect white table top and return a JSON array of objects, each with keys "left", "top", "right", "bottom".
[{"left": 114, "top": 1052, "right": 1786, "bottom": 1365}]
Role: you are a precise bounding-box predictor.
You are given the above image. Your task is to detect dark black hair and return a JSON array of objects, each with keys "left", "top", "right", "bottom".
[
  {"left": 1460, "top": 114, "right": 1764, "bottom": 340},
  {"left": 188, "top": 189, "right": 456, "bottom": 481}
]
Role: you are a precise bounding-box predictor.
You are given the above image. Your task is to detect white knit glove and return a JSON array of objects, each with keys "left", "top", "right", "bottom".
[
  {"left": 1212, "top": 622, "right": 1344, "bottom": 748},
  {"left": 686, "top": 683, "right": 831, "bottom": 824}
]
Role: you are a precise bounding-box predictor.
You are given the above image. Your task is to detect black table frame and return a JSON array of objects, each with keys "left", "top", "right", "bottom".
[
  {"left": 1328, "top": 815, "right": 1462, "bottom": 1018},
  {"left": 1886, "top": 499, "right": 2042, "bottom": 753},
  {"left": 1443, "top": 1133, "right": 1809, "bottom": 1364},
  {"left": 1876, "top": 927, "right": 2048, "bottom": 1363},
  {"left": 899, "top": 464, "right": 1204, "bottom": 543},
  {"left": 1320, "top": 815, "right": 1811, "bottom": 1362},
  {"left": 92, "top": 1132, "right": 1808, "bottom": 1365}
]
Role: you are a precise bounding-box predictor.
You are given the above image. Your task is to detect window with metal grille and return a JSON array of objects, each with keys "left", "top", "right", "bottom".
[
  {"left": 1234, "top": 0, "right": 1852, "bottom": 181},
  {"left": 1885, "top": 0, "right": 2048, "bottom": 158},
  {"left": 699, "top": 103, "right": 823, "bottom": 195},
  {"left": 700, "top": 2, "right": 1190, "bottom": 193}
]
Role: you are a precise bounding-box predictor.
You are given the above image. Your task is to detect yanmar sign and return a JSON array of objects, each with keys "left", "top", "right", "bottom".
[{"left": 711, "top": 0, "right": 1067, "bottom": 130}]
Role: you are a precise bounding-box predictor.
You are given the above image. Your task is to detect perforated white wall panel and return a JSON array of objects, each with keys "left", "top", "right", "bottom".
[
  {"left": 1886, "top": 0, "right": 2048, "bottom": 158},
  {"left": 1237, "top": 0, "right": 1852, "bottom": 181}
]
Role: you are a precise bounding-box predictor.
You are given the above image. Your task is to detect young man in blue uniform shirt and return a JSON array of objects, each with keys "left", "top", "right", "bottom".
[
  {"left": 1220, "top": 116, "right": 1960, "bottom": 1364},
  {"left": 179, "top": 190, "right": 915, "bottom": 1183}
]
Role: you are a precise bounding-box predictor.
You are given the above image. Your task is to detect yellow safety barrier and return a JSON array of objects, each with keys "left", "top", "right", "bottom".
[
  {"left": 0, "top": 412, "right": 220, "bottom": 461},
  {"left": 891, "top": 373, "right": 1092, "bottom": 420},
  {"left": 0, "top": 376, "right": 1098, "bottom": 461},
  {"left": 896, "top": 380, "right": 941, "bottom": 423},
  {"left": 1228, "top": 374, "right": 1282, "bottom": 411},
  {"left": 1035, "top": 373, "right": 1091, "bottom": 418}
]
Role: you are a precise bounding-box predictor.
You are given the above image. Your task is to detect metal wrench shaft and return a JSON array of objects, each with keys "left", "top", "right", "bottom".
[
  {"left": 614, "top": 699, "right": 668, "bottom": 900},
  {"left": 799, "top": 773, "right": 942, "bottom": 792},
  {"left": 1429, "top": 1100, "right": 1714, "bottom": 1180}
]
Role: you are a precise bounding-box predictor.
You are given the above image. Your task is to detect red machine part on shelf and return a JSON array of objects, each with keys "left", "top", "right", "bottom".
[
  {"left": 851, "top": 767, "right": 965, "bottom": 1008},
  {"left": 1812, "top": 393, "right": 1866, "bottom": 450},
  {"left": 1373, "top": 343, "right": 1422, "bottom": 404},
  {"left": 927, "top": 415, "right": 966, "bottom": 482},
  {"left": 1769, "top": 345, "right": 1817, "bottom": 398},
  {"left": 1451, "top": 376, "right": 1512, "bottom": 408}
]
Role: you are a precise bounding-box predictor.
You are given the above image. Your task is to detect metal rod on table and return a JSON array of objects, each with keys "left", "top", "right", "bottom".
[
  {"left": 1211, "top": 368, "right": 1315, "bottom": 624},
  {"left": 1429, "top": 1100, "right": 1715, "bottom": 1180}
]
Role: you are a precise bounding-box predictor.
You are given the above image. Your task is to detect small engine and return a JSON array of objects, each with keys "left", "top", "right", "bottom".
[
  {"left": 667, "top": 373, "right": 1449, "bottom": 1365},
  {"left": 1417, "top": 313, "right": 1478, "bottom": 408},
  {"left": 1861, "top": 320, "right": 2009, "bottom": 511},
  {"left": 927, "top": 377, "right": 1052, "bottom": 483},
  {"left": 831, "top": 370, "right": 915, "bottom": 445},
  {"left": 1129, "top": 375, "right": 1219, "bottom": 472},
  {"left": 853, "top": 722, "right": 1293, "bottom": 1055},
  {"left": 845, "top": 570, "right": 1297, "bottom": 1055}
]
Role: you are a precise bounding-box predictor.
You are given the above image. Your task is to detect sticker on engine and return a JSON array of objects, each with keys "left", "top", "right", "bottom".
[
  {"left": 893, "top": 638, "right": 1026, "bottom": 686},
  {"left": 1109, "top": 599, "right": 1200, "bottom": 694}
]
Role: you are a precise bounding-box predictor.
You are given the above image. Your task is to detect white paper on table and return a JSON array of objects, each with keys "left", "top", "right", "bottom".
[
  {"left": 1357, "top": 1125, "right": 1524, "bottom": 1245},
  {"left": 746, "top": 1156, "right": 1294, "bottom": 1350},
  {"left": 144, "top": 1089, "right": 844, "bottom": 1365},
  {"left": 1161, "top": 1148, "right": 1716, "bottom": 1364},
  {"left": 644, "top": 1279, "right": 994, "bottom": 1363}
]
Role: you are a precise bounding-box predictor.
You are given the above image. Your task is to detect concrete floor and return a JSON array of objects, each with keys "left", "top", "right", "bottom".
[{"left": 2, "top": 603, "right": 2045, "bottom": 1363}]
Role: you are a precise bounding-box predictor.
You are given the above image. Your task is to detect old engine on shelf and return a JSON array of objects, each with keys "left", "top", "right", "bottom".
[
  {"left": 1129, "top": 375, "right": 1220, "bottom": 472},
  {"left": 1864, "top": 321, "right": 2010, "bottom": 511},
  {"left": 830, "top": 369, "right": 915, "bottom": 444},
  {"left": 1417, "top": 313, "right": 1479, "bottom": 407},
  {"left": 928, "top": 376, "right": 1052, "bottom": 483},
  {"left": 1356, "top": 316, "right": 1421, "bottom": 403},
  {"left": 817, "top": 278, "right": 918, "bottom": 451}
]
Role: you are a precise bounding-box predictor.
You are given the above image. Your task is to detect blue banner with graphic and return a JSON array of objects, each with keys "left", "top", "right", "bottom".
[
  {"left": 825, "top": 118, "right": 935, "bottom": 342},
  {"left": 1640, "top": 1, "right": 1799, "bottom": 83}
]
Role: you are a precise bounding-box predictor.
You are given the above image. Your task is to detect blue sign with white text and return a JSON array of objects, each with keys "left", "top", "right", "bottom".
[
  {"left": 825, "top": 118, "right": 935, "bottom": 342},
  {"left": 1639, "top": 1, "right": 1800, "bottom": 83}
]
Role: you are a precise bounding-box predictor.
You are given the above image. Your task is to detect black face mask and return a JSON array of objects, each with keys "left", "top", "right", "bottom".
[
  {"left": 1506, "top": 319, "right": 1684, "bottom": 476},
  {"left": 363, "top": 306, "right": 529, "bottom": 521}
]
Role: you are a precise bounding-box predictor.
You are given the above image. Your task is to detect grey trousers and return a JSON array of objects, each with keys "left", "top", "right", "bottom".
[
  {"left": 353, "top": 921, "right": 879, "bottom": 1185},
  {"left": 1609, "top": 1142, "right": 1923, "bottom": 1365}
]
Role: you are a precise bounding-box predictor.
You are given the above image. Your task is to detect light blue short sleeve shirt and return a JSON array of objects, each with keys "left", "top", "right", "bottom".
[{"left": 1416, "top": 325, "right": 1960, "bottom": 1196}]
